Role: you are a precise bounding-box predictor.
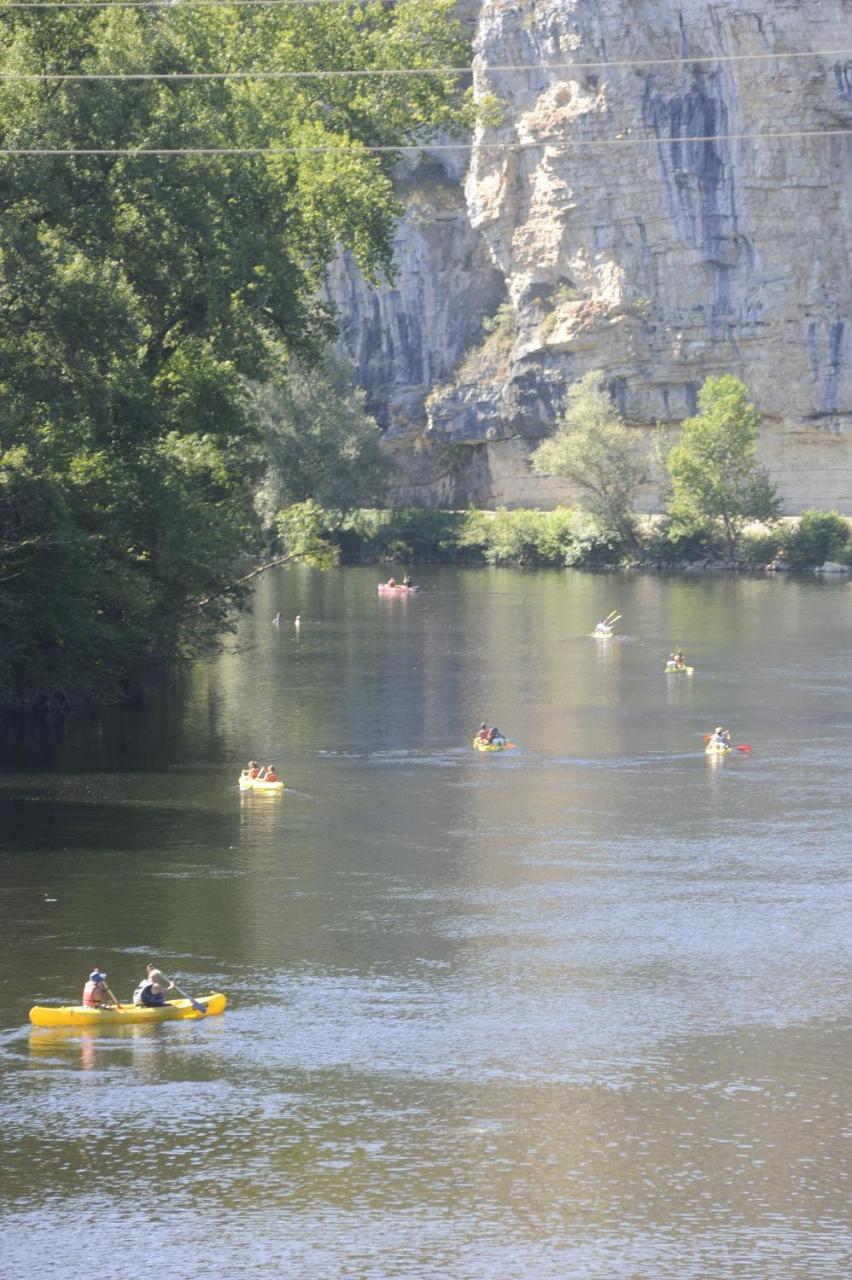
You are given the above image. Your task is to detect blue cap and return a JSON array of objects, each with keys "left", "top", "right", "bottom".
[{"left": 89, "top": 970, "right": 106, "bottom": 982}]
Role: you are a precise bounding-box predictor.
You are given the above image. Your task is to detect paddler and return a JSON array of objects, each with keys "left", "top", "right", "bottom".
[
  {"left": 708, "top": 726, "right": 731, "bottom": 749},
  {"left": 488, "top": 726, "right": 506, "bottom": 746},
  {"left": 82, "top": 969, "right": 115, "bottom": 1009},
  {"left": 259, "top": 764, "right": 278, "bottom": 782},
  {"left": 133, "top": 963, "right": 175, "bottom": 1008},
  {"left": 402, "top": 573, "right": 413, "bottom": 588},
  {"left": 475, "top": 722, "right": 490, "bottom": 741}
]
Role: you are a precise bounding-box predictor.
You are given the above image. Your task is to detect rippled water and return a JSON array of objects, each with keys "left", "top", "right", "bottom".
[{"left": 1, "top": 566, "right": 850, "bottom": 1278}]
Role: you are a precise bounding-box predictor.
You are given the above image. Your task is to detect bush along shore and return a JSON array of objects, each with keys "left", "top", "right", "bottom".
[{"left": 280, "top": 505, "right": 852, "bottom": 574}]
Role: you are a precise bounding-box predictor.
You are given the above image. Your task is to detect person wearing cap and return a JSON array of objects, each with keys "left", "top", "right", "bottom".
[
  {"left": 132, "top": 963, "right": 175, "bottom": 1008},
  {"left": 709, "top": 726, "right": 731, "bottom": 749},
  {"left": 82, "top": 969, "right": 114, "bottom": 1009}
]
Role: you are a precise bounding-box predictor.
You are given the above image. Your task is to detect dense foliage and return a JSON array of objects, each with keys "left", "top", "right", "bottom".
[
  {"left": 0, "top": 1, "right": 467, "bottom": 706},
  {"left": 665, "top": 375, "right": 782, "bottom": 560},
  {"left": 530, "top": 370, "right": 648, "bottom": 550}
]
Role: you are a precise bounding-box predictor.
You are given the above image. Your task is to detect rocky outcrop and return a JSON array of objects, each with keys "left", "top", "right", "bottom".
[{"left": 329, "top": 1, "right": 852, "bottom": 512}]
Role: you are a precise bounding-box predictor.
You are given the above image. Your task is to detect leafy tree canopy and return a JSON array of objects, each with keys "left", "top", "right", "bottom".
[
  {"left": 531, "top": 370, "right": 647, "bottom": 550},
  {"left": 0, "top": 1, "right": 468, "bottom": 706},
  {"left": 665, "top": 375, "right": 781, "bottom": 560}
]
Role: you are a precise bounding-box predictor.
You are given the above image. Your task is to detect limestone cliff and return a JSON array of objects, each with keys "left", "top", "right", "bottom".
[{"left": 330, "top": 1, "right": 852, "bottom": 512}]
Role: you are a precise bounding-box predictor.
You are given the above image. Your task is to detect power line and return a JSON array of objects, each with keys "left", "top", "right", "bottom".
[
  {"left": 2, "top": 49, "right": 852, "bottom": 82},
  {"left": 2, "top": 126, "right": 851, "bottom": 155}
]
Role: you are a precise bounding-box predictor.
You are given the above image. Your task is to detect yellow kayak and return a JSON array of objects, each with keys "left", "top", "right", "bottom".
[
  {"left": 705, "top": 743, "right": 731, "bottom": 756},
  {"left": 239, "top": 774, "right": 284, "bottom": 792},
  {"left": 472, "top": 738, "right": 515, "bottom": 752},
  {"left": 29, "top": 993, "right": 227, "bottom": 1028},
  {"left": 665, "top": 664, "right": 694, "bottom": 675}
]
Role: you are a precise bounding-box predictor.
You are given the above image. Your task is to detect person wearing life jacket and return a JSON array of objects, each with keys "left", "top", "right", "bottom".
[
  {"left": 475, "top": 722, "right": 490, "bottom": 741},
  {"left": 133, "top": 963, "right": 175, "bottom": 1008},
  {"left": 260, "top": 765, "right": 277, "bottom": 782},
  {"left": 248, "top": 760, "right": 261, "bottom": 779},
  {"left": 708, "top": 726, "right": 730, "bottom": 750},
  {"left": 82, "top": 969, "right": 113, "bottom": 1008}
]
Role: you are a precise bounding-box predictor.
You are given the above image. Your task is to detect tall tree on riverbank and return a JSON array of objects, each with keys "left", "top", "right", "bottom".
[
  {"left": 531, "top": 371, "right": 648, "bottom": 551},
  {"left": 665, "top": 376, "right": 781, "bottom": 561},
  {"left": 0, "top": 1, "right": 467, "bottom": 707}
]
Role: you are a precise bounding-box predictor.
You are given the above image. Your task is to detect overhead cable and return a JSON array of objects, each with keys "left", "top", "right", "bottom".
[
  {"left": 2, "top": 50, "right": 852, "bottom": 81},
  {"left": 1, "top": 125, "right": 851, "bottom": 155}
]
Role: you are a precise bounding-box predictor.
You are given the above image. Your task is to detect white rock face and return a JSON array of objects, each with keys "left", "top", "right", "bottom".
[{"left": 331, "top": 1, "right": 852, "bottom": 512}]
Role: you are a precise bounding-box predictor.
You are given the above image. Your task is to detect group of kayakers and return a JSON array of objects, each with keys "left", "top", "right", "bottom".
[
  {"left": 474, "top": 723, "right": 506, "bottom": 746},
  {"left": 666, "top": 649, "right": 688, "bottom": 671},
  {"left": 242, "top": 760, "right": 278, "bottom": 782},
  {"left": 385, "top": 573, "right": 414, "bottom": 588},
  {"left": 82, "top": 963, "right": 175, "bottom": 1010}
]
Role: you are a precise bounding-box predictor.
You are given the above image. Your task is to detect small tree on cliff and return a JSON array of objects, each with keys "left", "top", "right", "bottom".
[
  {"left": 666, "top": 375, "right": 781, "bottom": 561},
  {"left": 531, "top": 371, "right": 648, "bottom": 550}
]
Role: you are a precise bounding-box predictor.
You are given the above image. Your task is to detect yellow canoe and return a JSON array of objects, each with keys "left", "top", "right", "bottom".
[
  {"left": 239, "top": 775, "right": 284, "bottom": 792},
  {"left": 29, "top": 992, "right": 227, "bottom": 1028},
  {"left": 472, "top": 738, "right": 515, "bottom": 752}
]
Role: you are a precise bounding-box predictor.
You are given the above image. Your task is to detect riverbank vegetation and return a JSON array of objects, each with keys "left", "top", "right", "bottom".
[
  {"left": 0, "top": 0, "right": 467, "bottom": 709},
  {"left": 271, "top": 502, "right": 851, "bottom": 573}
]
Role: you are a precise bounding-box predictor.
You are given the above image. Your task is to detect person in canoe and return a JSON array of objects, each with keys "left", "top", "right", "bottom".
[
  {"left": 667, "top": 650, "right": 687, "bottom": 671},
  {"left": 259, "top": 764, "right": 278, "bottom": 782},
  {"left": 708, "top": 726, "right": 731, "bottom": 750},
  {"left": 133, "top": 964, "right": 175, "bottom": 1008},
  {"left": 386, "top": 577, "right": 397, "bottom": 588},
  {"left": 402, "top": 573, "right": 413, "bottom": 588},
  {"left": 245, "top": 760, "right": 260, "bottom": 779},
  {"left": 475, "top": 722, "right": 490, "bottom": 742},
  {"left": 488, "top": 726, "right": 506, "bottom": 746},
  {"left": 82, "top": 969, "right": 115, "bottom": 1009}
]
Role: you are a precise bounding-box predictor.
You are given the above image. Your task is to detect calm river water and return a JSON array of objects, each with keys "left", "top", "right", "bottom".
[{"left": 1, "top": 566, "right": 850, "bottom": 1279}]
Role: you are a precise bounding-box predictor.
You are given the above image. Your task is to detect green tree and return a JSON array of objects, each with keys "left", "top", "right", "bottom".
[
  {"left": 251, "top": 352, "right": 392, "bottom": 525},
  {"left": 531, "top": 370, "right": 647, "bottom": 550},
  {"left": 0, "top": 1, "right": 467, "bottom": 706},
  {"left": 666, "top": 376, "right": 781, "bottom": 561}
]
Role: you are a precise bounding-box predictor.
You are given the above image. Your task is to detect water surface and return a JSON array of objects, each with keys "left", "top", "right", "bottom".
[{"left": 1, "top": 567, "right": 850, "bottom": 1278}]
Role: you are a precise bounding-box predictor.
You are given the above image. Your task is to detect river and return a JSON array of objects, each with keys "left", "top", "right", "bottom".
[{"left": 1, "top": 566, "right": 850, "bottom": 1279}]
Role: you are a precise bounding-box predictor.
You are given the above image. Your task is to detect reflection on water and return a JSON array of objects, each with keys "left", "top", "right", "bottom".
[{"left": 0, "top": 566, "right": 851, "bottom": 1279}]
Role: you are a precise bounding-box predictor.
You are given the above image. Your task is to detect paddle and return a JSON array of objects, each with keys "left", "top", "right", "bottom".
[
  {"left": 604, "top": 609, "right": 619, "bottom": 622},
  {"left": 104, "top": 984, "right": 123, "bottom": 1010},
  {"left": 168, "top": 982, "right": 208, "bottom": 1015}
]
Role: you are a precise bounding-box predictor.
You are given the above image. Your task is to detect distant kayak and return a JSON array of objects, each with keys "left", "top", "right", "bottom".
[
  {"left": 665, "top": 664, "right": 694, "bottom": 675},
  {"left": 593, "top": 627, "right": 613, "bottom": 639},
  {"left": 378, "top": 583, "right": 420, "bottom": 596},
  {"left": 29, "top": 993, "right": 227, "bottom": 1028},
  {"left": 239, "top": 775, "right": 284, "bottom": 792},
  {"left": 705, "top": 743, "right": 731, "bottom": 756},
  {"left": 472, "top": 738, "right": 515, "bottom": 752}
]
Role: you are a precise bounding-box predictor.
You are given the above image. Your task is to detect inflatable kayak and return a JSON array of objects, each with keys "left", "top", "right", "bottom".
[
  {"left": 665, "top": 664, "right": 694, "bottom": 675},
  {"left": 29, "top": 992, "right": 227, "bottom": 1028},
  {"left": 472, "top": 738, "right": 515, "bottom": 752},
  {"left": 239, "top": 775, "right": 284, "bottom": 792},
  {"left": 593, "top": 627, "right": 613, "bottom": 638},
  {"left": 378, "top": 583, "right": 420, "bottom": 595},
  {"left": 705, "top": 743, "right": 731, "bottom": 756}
]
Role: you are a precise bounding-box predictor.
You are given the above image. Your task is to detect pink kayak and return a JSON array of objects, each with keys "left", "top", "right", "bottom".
[{"left": 377, "top": 583, "right": 420, "bottom": 595}]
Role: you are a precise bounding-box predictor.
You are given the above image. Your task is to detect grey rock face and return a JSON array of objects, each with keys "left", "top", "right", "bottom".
[{"left": 327, "top": 1, "right": 852, "bottom": 511}]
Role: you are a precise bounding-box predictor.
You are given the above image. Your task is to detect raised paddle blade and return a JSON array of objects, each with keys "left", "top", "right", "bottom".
[{"left": 736, "top": 745, "right": 752, "bottom": 752}]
